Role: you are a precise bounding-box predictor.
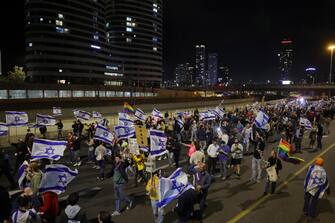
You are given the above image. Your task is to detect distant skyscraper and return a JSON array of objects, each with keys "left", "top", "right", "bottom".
[
  {"left": 218, "top": 66, "right": 230, "bottom": 85},
  {"left": 207, "top": 53, "right": 218, "bottom": 86},
  {"left": 195, "top": 45, "right": 206, "bottom": 86},
  {"left": 106, "top": 0, "right": 163, "bottom": 87},
  {"left": 175, "top": 63, "right": 193, "bottom": 87},
  {"left": 278, "top": 39, "right": 293, "bottom": 81}
]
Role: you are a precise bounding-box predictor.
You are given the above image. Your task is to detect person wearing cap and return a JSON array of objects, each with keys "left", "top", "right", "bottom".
[{"left": 303, "top": 157, "right": 330, "bottom": 220}]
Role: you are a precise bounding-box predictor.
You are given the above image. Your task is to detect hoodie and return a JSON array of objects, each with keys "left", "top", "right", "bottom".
[{"left": 56, "top": 205, "right": 88, "bottom": 223}]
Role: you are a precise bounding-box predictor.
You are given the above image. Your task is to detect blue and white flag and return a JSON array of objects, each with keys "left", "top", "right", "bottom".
[
  {"left": 94, "top": 124, "right": 114, "bottom": 144},
  {"left": 31, "top": 138, "right": 67, "bottom": 160},
  {"left": 5, "top": 111, "right": 28, "bottom": 126},
  {"left": 0, "top": 122, "right": 8, "bottom": 136},
  {"left": 39, "top": 164, "right": 78, "bottom": 195},
  {"left": 157, "top": 167, "right": 194, "bottom": 208},
  {"left": 18, "top": 161, "right": 29, "bottom": 189},
  {"left": 74, "top": 110, "right": 91, "bottom": 121},
  {"left": 213, "top": 107, "right": 225, "bottom": 119},
  {"left": 199, "top": 111, "right": 216, "bottom": 121},
  {"left": 118, "top": 117, "right": 134, "bottom": 127},
  {"left": 114, "top": 125, "right": 135, "bottom": 140},
  {"left": 99, "top": 118, "right": 109, "bottom": 127},
  {"left": 92, "top": 111, "right": 103, "bottom": 119},
  {"left": 304, "top": 164, "right": 329, "bottom": 199},
  {"left": 177, "top": 118, "right": 184, "bottom": 129},
  {"left": 52, "top": 107, "right": 62, "bottom": 116},
  {"left": 152, "top": 108, "right": 163, "bottom": 119},
  {"left": 134, "top": 108, "right": 146, "bottom": 121},
  {"left": 36, "top": 114, "right": 56, "bottom": 126},
  {"left": 255, "top": 110, "right": 269, "bottom": 129},
  {"left": 119, "top": 112, "right": 130, "bottom": 120},
  {"left": 300, "top": 117, "right": 312, "bottom": 129},
  {"left": 150, "top": 129, "right": 167, "bottom": 156}
]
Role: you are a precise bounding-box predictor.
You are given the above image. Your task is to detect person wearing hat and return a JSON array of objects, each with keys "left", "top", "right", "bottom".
[
  {"left": 230, "top": 138, "right": 243, "bottom": 178},
  {"left": 303, "top": 157, "right": 330, "bottom": 220},
  {"left": 146, "top": 170, "right": 163, "bottom": 223}
]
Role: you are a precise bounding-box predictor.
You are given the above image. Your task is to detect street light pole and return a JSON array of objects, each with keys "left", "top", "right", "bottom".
[{"left": 328, "top": 45, "right": 335, "bottom": 84}]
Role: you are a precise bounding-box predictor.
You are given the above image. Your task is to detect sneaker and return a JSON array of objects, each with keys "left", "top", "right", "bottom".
[
  {"left": 111, "top": 211, "right": 121, "bottom": 216},
  {"left": 73, "top": 163, "right": 78, "bottom": 167},
  {"left": 77, "top": 161, "right": 82, "bottom": 166},
  {"left": 221, "top": 177, "right": 226, "bottom": 181},
  {"left": 92, "top": 165, "right": 97, "bottom": 169},
  {"left": 127, "top": 200, "right": 133, "bottom": 210},
  {"left": 96, "top": 166, "right": 100, "bottom": 170}
]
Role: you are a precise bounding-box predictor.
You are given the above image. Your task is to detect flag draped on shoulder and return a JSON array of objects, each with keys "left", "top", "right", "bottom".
[
  {"left": 152, "top": 108, "right": 163, "bottom": 119},
  {"left": 74, "top": 110, "right": 91, "bottom": 121},
  {"left": 52, "top": 107, "right": 62, "bottom": 116},
  {"left": 0, "top": 123, "right": 8, "bottom": 136},
  {"left": 157, "top": 168, "right": 194, "bottom": 208},
  {"left": 92, "top": 111, "right": 103, "bottom": 119},
  {"left": 114, "top": 125, "right": 135, "bottom": 140},
  {"left": 134, "top": 108, "right": 146, "bottom": 121},
  {"left": 31, "top": 138, "right": 67, "bottom": 160},
  {"left": 94, "top": 124, "right": 114, "bottom": 144},
  {"left": 5, "top": 111, "right": 28, "bottom": 126},
  {"left": 118, "top": 117, "right": 134, "bottom": 127},
  {"left": 300, "top": 117, "right": 312, "bottom": 129},
  {"left": 149, "top": 129, "right": 167, "bottom": 156},
  {"left": 39, "top": 164, "right": 78, "bottom": 194},
  {"left": 304, "top": 164, "right": 329, "bottom": 198},
  {"left": 18, "top": 161, "right": 29, "bottom": 189},
  {"left": 278, "top": 139, "right": 304, "bottom": 164},
  {"left": 123, "top": 102, "right": 135, "bottom": 114},
  {"left": 255, "top": 110, "right": 269, "bottom": 129},
  {"left": 36, "top": 114, "right": 56, "bottom": 126}
]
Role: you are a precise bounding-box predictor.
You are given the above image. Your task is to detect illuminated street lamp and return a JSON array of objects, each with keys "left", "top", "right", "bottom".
[{"left": 328, "top": 45, "right": 335, "bottom": 84}]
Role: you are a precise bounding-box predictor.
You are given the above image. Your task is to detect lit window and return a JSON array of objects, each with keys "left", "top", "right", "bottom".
[
  {"left": 153, "top": 3, "right": 158, "bottom": 7},
  {"left": 59, "top": 69, "right": 63, "bottom": 72},
  {"left": 58, "top": 80, "right": 66, "bottom": 84},
  {"left": 90, "top": 45, "right": 101, "bottom": 49},
  {"left": 27, "top": 21, "right": 31, "bottom": 25},
  {"left": 126, "top": 38, "right": 132, "bottom": 42},
  {"left": 126, "top": 22, "right": 132, "bottom": 26},
  {"left": 153, "top": 8, "right": 158, "bottom": 13},
  {"left": 106, "top": 65, "right": 118, "bottom": 70},
  {"left": 64, "top": 28, "right": 69, "bottom": 33},
  {"left": 104, "top": 72, "right": 123, "bottom": 77},
  {"left": 58, "top": 13, "right": 64, "bottom": 19},
  {"left": 56, "top": 27, "right": 65, "bottom": 33},
  {"left": 126, "top": 27, "right": 133, "bottom": 32},
  {"left": 28, "top": 43, "right": 33, "bottom": 47},
  {"left": 126, "top": 17, "right": 132, "bottom": 21},
  {"left": 55, "top": 20, "right": 63, "bottom": 26},
  {"left": 40, "top": 18, "right": 44, "bottom": 22},
  {"left": 153, "top": 47, "right": 157, "bottom": 51},
  {"left": 93, "top": 34, "right": 99, "bottom": 40},
  {"left": 134, "top": 34, "right": 136, "bottom": 37},
  {"left": 153, "top": 37, "right": 158, "bottom": 42}
]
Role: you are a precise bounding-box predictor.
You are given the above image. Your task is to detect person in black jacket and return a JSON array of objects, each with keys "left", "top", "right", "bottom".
[
  {"left": 56, "top": 192, "right": 88, "bottom": 223},
  {"left": 175, "top": 188, "right": 196, "bottom": 223},
  {"left": 0, "top": 148, "right": 16, "bottom": 188},
  {"left": 12, "top": 139, "right": 29, "bottom": 171},
  {"left": 0, "top": 186, "right": 12, "bottom": 223},
  {"left": 263, "top": 150, "right": 282, "bottom": 195}
]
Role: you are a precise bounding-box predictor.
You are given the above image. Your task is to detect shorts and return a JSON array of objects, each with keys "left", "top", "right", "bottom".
[{"left": 231, "top": 158, "right": 241, "bottom": 165}]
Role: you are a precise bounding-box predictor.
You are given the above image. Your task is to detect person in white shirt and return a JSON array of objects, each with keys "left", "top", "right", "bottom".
[
  {"left": 95, "top": 142, "right": 106, "bottom": 181},
  {"left": 206, "top": 139, "right": 219, "bottom": 176},
  {"left": 242, "top": 123, "right": 253, "bottom": 154},
  {"left": 230, "top": 138, "right": 244, "bottom": 178}
]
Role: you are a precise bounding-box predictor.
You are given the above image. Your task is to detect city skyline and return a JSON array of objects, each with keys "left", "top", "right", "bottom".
[{"left": 1, "top": 0, "right": 335, "bottom": 84}]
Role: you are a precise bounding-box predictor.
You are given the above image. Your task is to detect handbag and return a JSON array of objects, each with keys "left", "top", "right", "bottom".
[{"left": 266, "top": 165, "right": 278, "bottom": 182}]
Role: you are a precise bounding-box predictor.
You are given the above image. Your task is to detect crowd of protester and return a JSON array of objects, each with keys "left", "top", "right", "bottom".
[{"left": 0, "top": 97, "right": 333, "bottom": 223}]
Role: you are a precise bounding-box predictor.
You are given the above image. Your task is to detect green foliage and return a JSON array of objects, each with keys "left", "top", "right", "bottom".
[{"left": 5, "top": 66, "right": 26, "bottom": 83}]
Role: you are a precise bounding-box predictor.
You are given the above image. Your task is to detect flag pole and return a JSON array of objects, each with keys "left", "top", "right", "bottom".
[{"left": 7, "top": 127, "right": 11, "bottom": 144}]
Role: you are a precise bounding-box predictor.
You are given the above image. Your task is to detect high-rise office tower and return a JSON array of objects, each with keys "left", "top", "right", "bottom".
[
  {"left": 207, "top": 53, "right": 218, "bottom": 86},
  {"left": 25, "top": 0, "right": 111, "bottom": 84},
  {"left": 278, "top": 39, "right": 293, "bottom": 81},
  {"left": 195, "top": 45, "right": 206, "bottom": 87},
  {"left": 218, "top": 66, "right": 230, "bottom": 85},
  {"left": 175, "top": 62, "right": 193, "bottom": 87},
  {"left": 106, "top": 0, "right": 163, "bottom": 87}
]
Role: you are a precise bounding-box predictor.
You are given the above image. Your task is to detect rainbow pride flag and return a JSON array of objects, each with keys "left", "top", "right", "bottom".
[
  {"left": 278, "top": 139, "right": 305, "bottom": 164},
  {"left": 123, "top": 102, "right": 135, "bottom": 114}
]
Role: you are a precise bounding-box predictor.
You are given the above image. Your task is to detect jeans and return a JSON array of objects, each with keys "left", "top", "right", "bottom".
[
  {"left": 151, "top": 200, "right": 164, "bottom": 223},
  {"left": 218, "top": 159, "right": 228, "bottom": 178},
  {"left": 317, "top": 136, "right": 322, "bottom": 150},
  {"left": 251, "top": 157, "right": 262, "bottom": 181},
  {"left": 207, "top": 157, "right": 217, "bottom": 175},
  {"left": 69, "top": 150, "right": 79, "bottom": 163},
  {"left": 198, "top": 190, "right": 208, "bottom": 216},
  {"left": 264, "top": 177, "right": 277, "bottom": 194},
  {"left": 303, "top": 192, "right": 319, "bottom": 218},
  {"left": 114, "top": 184, "right": 131, "bottom": 212},
  {"left": 97, "top": 160, "right": 105, "bottom": 179},
  {"left": 88, "top": 149, "right": 95, "bottom": 162},
  {"left": 173, "top": 150, "right": 180, "bottom": 168},
  {"left": 295, "top": 138, "right": 302, "bottom": 152},
  {"left": 168, "top": 151, "right": 174, "bottom": 166},
  {"left": 191, "top": 130, "right": 197, "bottom": 141}
]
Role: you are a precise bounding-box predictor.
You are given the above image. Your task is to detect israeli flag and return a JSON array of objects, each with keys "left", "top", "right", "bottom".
[
  {"left": 94, "top": 124, "right": 114, "bottom": 144},
  {"left": 93, "top": 111, "right": 103, "bottom": 119},
  {"left": 52, "top": 107, "right": 62, "bottom": 116},
  {"left": 36, "top": 114, "right": 56, "bottom": 126},
  {"left": 99, "top": 118, "right": 109, "bottom": 127},
  {"left": 114, "top": 125, "right": 135, "bottom": 140},
  {"left": 304, "top": 164, "right": 329, "bottom": 199},
  {"left": 0, "top": 122, "right": 8, "bottom": 136},
  {"left": 199, "top": 111, "right": 216, "bottom": 121},
  {"left": 157, "top": 168, "right": 194, "bottom": 208},
  {"left": 18, "top": 161, "right": 29, "bottom": 189},
  {"left": 75, "top": 110, "right": 91, "bottom": 121},
  {"left": 255, "top": 110, "right": 269, "bottom": 129},
  {"left": 214, "top": 107, "right": 225, "bottom": 119},
  {"left": 39, "top": 164, "right": 78, "bottom": 195},
  {"left": 119, "top": 112, "right": 130, "bottom": 120},
  {"left": 150, "top": 129, "right": 167, "bottom": 156},
  {"left": 31, "top": 138, "right": 67, "bottom": 160},
  {"left": 118, "top": 117, "right": 134, "bottom": 127},
  {"left": 177, "top": 118, "right": 184, "bottom": 129},
  {"left": 300, "top": 117, "right": 312, "bottom": 129},
  {"left": 134, "top": 108, "right": 146, "bottom": 121},
  {"left": 5, "top": 111, "right": 28, "bottom": 126},
  {"left": 152, "top": 108, "right": 163, "bottom": 119}
]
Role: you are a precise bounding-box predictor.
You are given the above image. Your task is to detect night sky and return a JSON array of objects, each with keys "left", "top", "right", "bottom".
[{"left": 1, "top": 0, "right": 335, "bottom": 83}]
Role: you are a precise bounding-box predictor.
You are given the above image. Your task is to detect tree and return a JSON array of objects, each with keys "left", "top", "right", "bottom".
[{"left": 7, "top": 66, "right": 26, "bottom": 83}]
